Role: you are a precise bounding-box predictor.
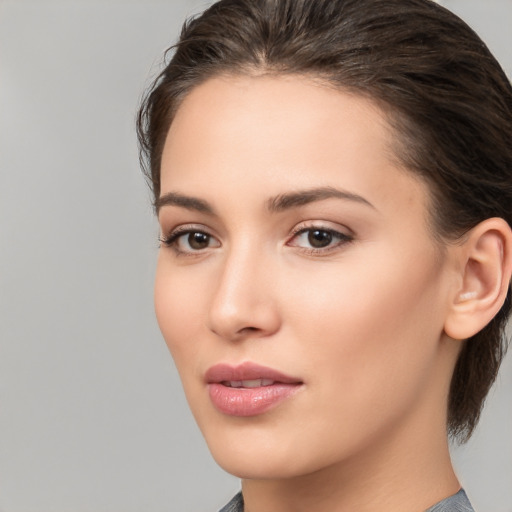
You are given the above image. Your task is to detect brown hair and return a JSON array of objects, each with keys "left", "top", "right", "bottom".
[{"left": 137, "top": 0, "right": 512, "bottom": 442}]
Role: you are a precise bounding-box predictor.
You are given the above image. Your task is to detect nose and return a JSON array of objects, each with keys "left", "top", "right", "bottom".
[{"left": 207, "top": 244, "right": 281, "bottom": 342}]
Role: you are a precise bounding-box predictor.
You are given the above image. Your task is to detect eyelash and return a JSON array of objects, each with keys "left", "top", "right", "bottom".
[
  {"left": 159, "top": 225, "right": 217, "bottom": 255},
  {"left": 287, "top": 225, "right": 354, "bottom": 255},
  {"left": 159, "top": 224, "right": 354, "bottom": 256}
]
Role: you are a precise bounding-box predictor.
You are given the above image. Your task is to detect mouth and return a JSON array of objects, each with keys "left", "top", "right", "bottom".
[
  {"left": 221, "top": 379, "right": 275, "bottom": 388},
  {"left": 205, "top": 362, "right": 303, "bottom": 417}
]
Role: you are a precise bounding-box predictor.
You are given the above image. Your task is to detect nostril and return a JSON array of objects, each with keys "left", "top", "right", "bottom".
[
  {"left": 228, "top": 326, "right": 264, "bottom": 341},
  {"left": 239, "top": 326, "right": 259, "bottom": 333}
]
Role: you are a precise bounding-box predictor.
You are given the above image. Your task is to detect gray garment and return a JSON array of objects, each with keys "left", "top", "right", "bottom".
[
  {"left": 218, "top": 488, "right": 474, "bottom": 512},
  {"left": 426, "top": 489, "right": 474, "bottom": 512},
  {"left": 218, "top": 492, "right": 243, "bottom": 512}
]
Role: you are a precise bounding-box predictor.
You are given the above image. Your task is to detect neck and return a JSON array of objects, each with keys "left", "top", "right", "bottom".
[{"left": 241, "top": 414, "right": 459, "bottom": 512}]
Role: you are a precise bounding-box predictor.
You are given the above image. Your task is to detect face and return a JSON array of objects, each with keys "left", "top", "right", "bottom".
[{"left": 155, "top": 75, "right": 458, "bottom": 480}]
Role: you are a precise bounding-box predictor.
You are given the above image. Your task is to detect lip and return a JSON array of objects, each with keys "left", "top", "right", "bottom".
[
  {"left": 205, "top": 362, "right": 301, "bottom": 384},
  {"left": 205, "top": 362, "right": 303, "bottom": 417}
]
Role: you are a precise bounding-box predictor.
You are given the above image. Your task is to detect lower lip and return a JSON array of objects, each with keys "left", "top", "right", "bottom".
[{"left": 208, "top": 383, "right": 301, "bottom": 417}]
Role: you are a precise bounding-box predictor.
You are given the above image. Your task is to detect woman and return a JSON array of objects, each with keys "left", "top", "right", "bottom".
[{"left": 137, "top": 0, "right": 512, "bottom": 510}]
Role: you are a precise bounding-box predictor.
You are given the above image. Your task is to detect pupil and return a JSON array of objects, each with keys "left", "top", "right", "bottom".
[
  {"left": 189, "top": 232, "right": 209, "bottom": 249},
  {"left": 308, "top": 230, "right": 332, "bottom": 248}
]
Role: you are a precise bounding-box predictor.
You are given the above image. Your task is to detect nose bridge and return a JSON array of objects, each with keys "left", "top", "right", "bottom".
[{"left": 207, "top": 237, "right": 279, "bottom": 340}]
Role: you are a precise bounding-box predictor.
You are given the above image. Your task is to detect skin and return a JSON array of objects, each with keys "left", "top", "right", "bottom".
[{"left": 155, "top": 75, "right": 465, "bottom": 512}]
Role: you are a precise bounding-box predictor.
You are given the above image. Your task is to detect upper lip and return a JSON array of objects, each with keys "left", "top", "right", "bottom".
[{"left": 205, "top": 362, "right": 302, "bottom": 384}]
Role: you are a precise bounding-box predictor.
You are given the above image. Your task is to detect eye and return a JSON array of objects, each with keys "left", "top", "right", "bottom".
[
  {"left": 159, "top": 227, "right": 220, "bottom": 254},
  {"left": 288, "top": 226, "right": 353, "bottom": 253},
  {"left": 303, "top": 229, "right": 335, "bottom": 248}
]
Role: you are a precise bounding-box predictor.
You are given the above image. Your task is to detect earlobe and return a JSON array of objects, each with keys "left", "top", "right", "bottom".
[{"left": 444, "top": 218, "right": 512, "bottom": 341}]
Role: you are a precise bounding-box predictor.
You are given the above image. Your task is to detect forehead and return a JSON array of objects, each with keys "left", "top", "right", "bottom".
[
  {"left": 160, "top": 74, "right": 430, "bottom": 224},
  {"left": 165, "top": 74, "right": 395, "bottom": 167}
]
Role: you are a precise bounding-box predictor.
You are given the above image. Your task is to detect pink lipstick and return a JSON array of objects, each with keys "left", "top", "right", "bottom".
[{"left": 205, "top": 362, "right": 303, "bottom": 417}]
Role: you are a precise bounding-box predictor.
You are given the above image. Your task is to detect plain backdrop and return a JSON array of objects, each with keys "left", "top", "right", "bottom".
[{"left": 0, "top": 1, "right": 511, "bottom": 511}]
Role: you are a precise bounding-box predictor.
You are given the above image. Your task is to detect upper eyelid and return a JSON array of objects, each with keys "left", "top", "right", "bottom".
[
  {"left": 289, "top": 220, "right": 354, "bottom": 236},
  {"left": 161, "top": 223, "right": 215, "bottom": 237},
  {"left": 160, "top": 220, "right": 353, "bottom": 235}
]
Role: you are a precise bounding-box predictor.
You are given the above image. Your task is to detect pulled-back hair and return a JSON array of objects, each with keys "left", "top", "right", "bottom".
[{"left": 137, "top": 0, "right": 512, "bottom": 442}]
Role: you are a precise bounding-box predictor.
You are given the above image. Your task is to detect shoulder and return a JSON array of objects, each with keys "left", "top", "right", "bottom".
[{"left": 425, "top": 489, "right": 475, "bottom": 512}]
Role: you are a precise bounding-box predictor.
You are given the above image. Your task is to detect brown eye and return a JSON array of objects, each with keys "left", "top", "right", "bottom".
[
  {"left": 159, "top": 228, "right": 220, "bottom": 254},
  {"left": 188, "top": 232, "right": 211, "bottom": 250},
  {"left": 308, "top": 229, "right": 333, "bottom": 248},
  {"left": 288, "top": 226, "right": 354, "bottom": 253}
]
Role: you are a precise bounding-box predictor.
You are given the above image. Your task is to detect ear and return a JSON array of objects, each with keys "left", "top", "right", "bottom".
[{"left": 444, "top": 218, "right": 512, "bottom": 341}]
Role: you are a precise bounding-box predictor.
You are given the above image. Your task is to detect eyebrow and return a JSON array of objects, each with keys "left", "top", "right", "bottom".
[
  {"left": 267, "top": 186, "right": 375, "bottom": 212},
  {"left": 155, "top": 186, "right": 375, "bottom": 215},
  {"left": 155, "top": 192, "right": 216, "bottom": 215}
]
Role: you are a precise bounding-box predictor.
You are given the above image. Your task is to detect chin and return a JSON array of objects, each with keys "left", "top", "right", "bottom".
[
  {"left": 212, "top": 450, "right": 308, "bottom": 480},
  {"left": 201, "top": 424, "right": 340, "bottom": 481},
  {"left": 199, "top": 423, "right": 301, "bottom": 479}
]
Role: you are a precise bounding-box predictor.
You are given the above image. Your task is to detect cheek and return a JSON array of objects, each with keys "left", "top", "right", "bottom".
[
  {"left": 283, "top": 247, "right": 446, "bottom": 408},
  {"left": 154, "top": 257, "right": 208, "bottom": 368}
]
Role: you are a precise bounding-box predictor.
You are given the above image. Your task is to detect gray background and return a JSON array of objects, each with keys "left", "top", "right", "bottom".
[{"left": 0, "top": 1, "right": 510, "bottom": 511}]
